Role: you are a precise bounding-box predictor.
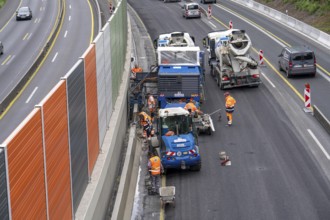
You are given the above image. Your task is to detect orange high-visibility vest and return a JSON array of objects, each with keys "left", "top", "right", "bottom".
[
  {"left": 149, "top": 156, "right": 161, "bottom": 175},
  {"left": 225, "top": 96, "right": 236, "bottom": 108},
  {"left": 184, "top": 102, "right": 197, "bottom": 112},
  {"left": 139, "top": 112, "right": 151, "bottom": 126}
]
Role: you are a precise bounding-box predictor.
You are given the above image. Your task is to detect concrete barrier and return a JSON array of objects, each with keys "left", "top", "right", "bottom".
[{"left": 313, "top": 105, "right": 330, "bottom": 136}]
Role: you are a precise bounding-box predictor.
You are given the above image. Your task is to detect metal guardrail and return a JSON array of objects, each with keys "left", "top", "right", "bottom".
[
  {"left": 313, "top": 105, "right": 330, "bottom": 135},
  {"left": 0, "top": 0, "right": 65, "bottom": 114}
]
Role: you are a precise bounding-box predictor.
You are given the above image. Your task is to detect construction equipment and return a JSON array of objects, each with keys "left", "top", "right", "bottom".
[
  {"left": 159, "top": 186, "right": 175, "bottom": 208},
  {"left": 203, "top": 29, "right": 261, "bottom": 89}
]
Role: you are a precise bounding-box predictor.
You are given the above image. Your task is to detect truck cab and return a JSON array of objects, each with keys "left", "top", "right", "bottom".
[{"left": 155, "top": 107, "right": 201, "bottom": 171}]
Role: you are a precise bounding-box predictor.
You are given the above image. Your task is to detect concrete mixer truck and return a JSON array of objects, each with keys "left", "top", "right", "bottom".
[{"left": 203, "top": 29, "right": 261, "bottom": 89}]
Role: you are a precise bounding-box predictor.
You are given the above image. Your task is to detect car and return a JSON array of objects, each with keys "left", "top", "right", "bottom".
[
  {"left": 163, "top": 0, "right": 180, "bottom": 3},
  {"left": 278, "top": 46, "right": 316, "bottom": 78},
  {"left": 182, "top": 3, "right": 201, "bottom": 19},
  {"left": 0, "top": 41, "right": 3, "bottom": 55},
  {"left": 16, "top": 6, "right": 33, "bottom": 21}
]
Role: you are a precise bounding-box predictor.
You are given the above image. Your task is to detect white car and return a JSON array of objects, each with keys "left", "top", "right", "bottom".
[{"left": 182, "top": 3, "right": 201, "bottom": 19}]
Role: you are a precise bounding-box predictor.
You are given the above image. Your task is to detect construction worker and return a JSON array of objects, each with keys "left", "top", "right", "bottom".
[
  {"left": 147, "top": 93, "right": 156, "bottom": 118},
  {"left": 224, "top": 92, "right": 236, "bottom": 126},
  {"left": 139, "top": 111, "right": 152, "bottom": 139},
  {"left": 184, "top": 99, "right": 203, "bottom": 115},
  {"left": 131, "top": 64, "right": 142, "bottom": 79},
  {"left": 148, "top": 152, "right": 163, "bottom": 194}
]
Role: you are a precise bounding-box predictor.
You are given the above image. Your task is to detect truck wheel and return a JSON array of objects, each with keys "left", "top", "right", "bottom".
[
  {"left": 220, "top": 83, "right": 225, "bottom": 90},
  {"left": 197, "top": 128, "right": 200, "bottom": 136},
  {"left": 207, "top": 127, "right": 212, "bottom": 135},
  {"left": 278, "top": 62, "right": 283, "bottom": 71}
]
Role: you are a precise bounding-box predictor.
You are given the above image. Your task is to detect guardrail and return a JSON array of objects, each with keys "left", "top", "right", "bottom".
[{"left": 0, "top": 0, "right": 65, "bottom": 114}]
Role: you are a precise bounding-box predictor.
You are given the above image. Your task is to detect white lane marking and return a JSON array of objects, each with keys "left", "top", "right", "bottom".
[
  {"left": 26, "top": 87, "right": 38, "bottom": 103},
  {"left": 69, "top": 16, "right": 71, "bottom": 21},
  {"left": 307, "top": 129, "right": 330, "bottom": 160},
  {"left": 64, "top": 30, "right": 68, "bottom": 38},
  {"left": 70, "top": 5, "right": 72, "bottom": 9},
  {"left": 261, "top": 72, "right": 276, "bottom": 88},
  {"left": 52, "top": 52, "right": 58, "bottom": 62},
  {"left": 208, "top": 21, "right": 216, "bottom": 28}
]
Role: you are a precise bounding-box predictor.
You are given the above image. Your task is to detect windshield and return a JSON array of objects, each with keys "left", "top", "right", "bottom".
[
  {"left": 188, "top": 5, "right": 199, "bottom": 10},
  {"left": 19, "top": 7, "right": 29, "bottom": 13},
  {"left": 161, "top": 115, "right": 192, "bottom": 135},
  {"left": 292, "top": 52, "right": 314, "bottom": 61},
  {"left": 160, "top": 50, "right": 198, "bottom": 65}
]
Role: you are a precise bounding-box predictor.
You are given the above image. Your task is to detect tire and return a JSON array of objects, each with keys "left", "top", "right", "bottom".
[
  {"left": 214, "top": 0, "right": 216, "bottom": 3},
  {"left": 311, "top": 72, "right": 316, "bottom": 77},
  {"left": 286, "top": 69, "right": 292, "bottom": 78},
  {"left": 190, "top": 160, "right": 201, "bottom": 171},
  {"left": 207, "top": 127, "right": 212, "bottom": 135},
  {"left": 278, "top": 62, "right": 283, "bottom": 71}
]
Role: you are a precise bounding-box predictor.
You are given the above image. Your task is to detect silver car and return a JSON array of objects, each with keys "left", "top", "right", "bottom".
[
  {"left": 182, "top": 3, "right": 201, "bottom": 19},
  {"left": 278, "top": 46, "right": 316, "bottom": 78},
  {"left": 16, "top": 6, "right": 33, "bottom": 21},
  {"left": 0, "top": 41, "right": 3, "bottom": 55}
]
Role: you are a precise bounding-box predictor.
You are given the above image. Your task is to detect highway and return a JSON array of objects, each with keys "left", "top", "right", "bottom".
[
  {"left": 129, "top": 0, "right": 330, "bottom": 219},
  {"left": 0, "top": 0, "right": 94, "bottom": 141}
]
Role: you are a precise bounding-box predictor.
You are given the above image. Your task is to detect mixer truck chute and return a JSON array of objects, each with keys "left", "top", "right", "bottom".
[{"left": 203, "top": 29, "right": 261, "bottom": 89}]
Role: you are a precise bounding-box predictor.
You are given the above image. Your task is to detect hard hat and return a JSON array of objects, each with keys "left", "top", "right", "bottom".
[{"left": 224, "top": 92, "right": 230, "bottom": 96}]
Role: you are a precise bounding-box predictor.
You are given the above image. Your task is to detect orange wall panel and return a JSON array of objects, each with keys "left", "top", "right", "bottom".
[
  {"left": 6, "top": 108, "right": 47, "bottom": 219},
  {"left": 84, "top": 45, "right": 100, "bottom": 175},
  {"left": 43, "top": 81, "right": 72, "bottom": 220}
]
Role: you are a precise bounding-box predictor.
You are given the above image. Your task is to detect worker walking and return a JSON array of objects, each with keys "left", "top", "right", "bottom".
[
  {"left": 148, "top": 152, "right": 163, "bottom": 194},
  {"left": 139, "top": 112, "right": 152, "bottom": 139},
  {"left": 224, "top": 92, "right": 236, "bottom": 126},
  {"left": 147, "top": 93, "right": 156, "bottom": 118}
]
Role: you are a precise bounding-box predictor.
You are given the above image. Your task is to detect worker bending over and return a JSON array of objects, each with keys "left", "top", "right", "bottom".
[
  {"left": 139, "top": 112, "right": 152, "bottom": 139},
  {"left": 184, "top": 100, "right": 203, "bottom": 115},
  {"left": 131, "top": 64, "right": 142, "bottom": 79},
  {"left": 148, "top": 152, "right": 163, "bottom": 194},
  {"left": 224, "top": 92, "right": 236, "bottom": 126}
]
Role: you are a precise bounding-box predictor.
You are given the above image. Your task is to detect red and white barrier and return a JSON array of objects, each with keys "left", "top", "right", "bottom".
[
  {"left": 304, "top": 83, "right": 312, "bottom": 113},
  {"left": 208, "top": 5, "right": 212, "bottom": 19},
  {"left": 229, "top": 20, "right": 233, "bottom": 29},
  {"left": 259, "top": 50, "right": 264, "bottom": 65}
]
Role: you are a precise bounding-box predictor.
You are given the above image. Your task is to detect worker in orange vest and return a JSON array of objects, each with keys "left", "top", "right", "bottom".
[
  {"left": 139, "top": 112, "right": 152, "bottom": 138},
  {"left": 147, "top": 93, "right": 156, "bottom": 118},
  {"left": 148, "top": 152, "right": 163, "bottom": 194},
  {"left": 131, "top": 64, "right": 142, "bottom": 79},
  {"left": 184, "top": 100, "right": 203, "bottom": 115},
  {"left": 224, "top": 92, "right": 236, "bottom": 126}
]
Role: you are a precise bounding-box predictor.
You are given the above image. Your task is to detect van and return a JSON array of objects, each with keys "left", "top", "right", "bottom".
[
  {"left": 0, "top": 41, "right": 3, "bottom": 55},
  {"left": 182, "top": 3, "right": 201, "bottom": 19},
  {"left": 278, "top": 46, "right": 316, "bottom": 78}
]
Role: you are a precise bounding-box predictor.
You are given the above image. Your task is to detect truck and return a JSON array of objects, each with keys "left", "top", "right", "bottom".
[
  {"left": 156, "top": 46, "right": 205, "bottom": 108},
  {"left": 203, "top": 29, "right": 261, "bottom": 89},
  {"left": 153, "top": 32, "right": 196, "bottom": 48},
  {"left": 151, "top": 106, "right": 201, "bottom": 171}
]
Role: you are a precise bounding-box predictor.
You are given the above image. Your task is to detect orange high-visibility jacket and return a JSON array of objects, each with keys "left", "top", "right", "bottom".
[
  {"left": 131, "top": 67, "right": 142, "bottom": 73},
  {"left": 225, "top": 96, "right": 236, "bottom": 108},
  {"left": 184, "top": 102, "right": 197, "bottom": 112},
  {"left": 139, "top": 112, "right": 151, "bottom": 126},
  {"left": 149, "top": 156, "right": 161, "bottom": 175}
]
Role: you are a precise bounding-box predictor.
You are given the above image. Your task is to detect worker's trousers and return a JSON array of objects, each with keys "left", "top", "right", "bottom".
[
  {"left": 151, "top": 174, "right": 160, "bottom": 193},
  {"left": 225, "top": 108, "right": 235, "bottom": 125}
]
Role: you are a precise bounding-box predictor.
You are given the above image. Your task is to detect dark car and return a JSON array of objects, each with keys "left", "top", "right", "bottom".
[
  {"left": 0, "top": 41, "right": 3, "bottom": 55},
  {"left": 278, "top": 46, "right": 316, "bottom": 78},
  {"left": 16, "top": 7, "right": 33, "bottom": 21}
]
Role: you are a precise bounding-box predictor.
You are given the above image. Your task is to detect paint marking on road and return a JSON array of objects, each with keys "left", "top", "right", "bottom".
[
  {"left": 69, "top": 16, "right": 71, "bottom": 21},
  {"left": 52, "top": 52, "right": 58, "bottom": 62},
  {"left": 64, "top": 30, "right": 68, "bottom": 38},
  {"left": 70, "top": 5, "right": 72, "bottom": 9},
  {"left": 23, "top": 33, "right": 29, "bottom": 40},
  {"left": 261, "top": 72, "right": 276, "bottom": 88},
  {"left": 307, "top": 129, "right": 330, "bottom": 160},
  {"left": 1, "top": 55, "right": 12, "bottom": 65},
  {"left": 26, "top": 87, "right": 38, "bottom": 103},
  {"left": 208, "top": 21, "right": 216, "bottom": 28}
]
